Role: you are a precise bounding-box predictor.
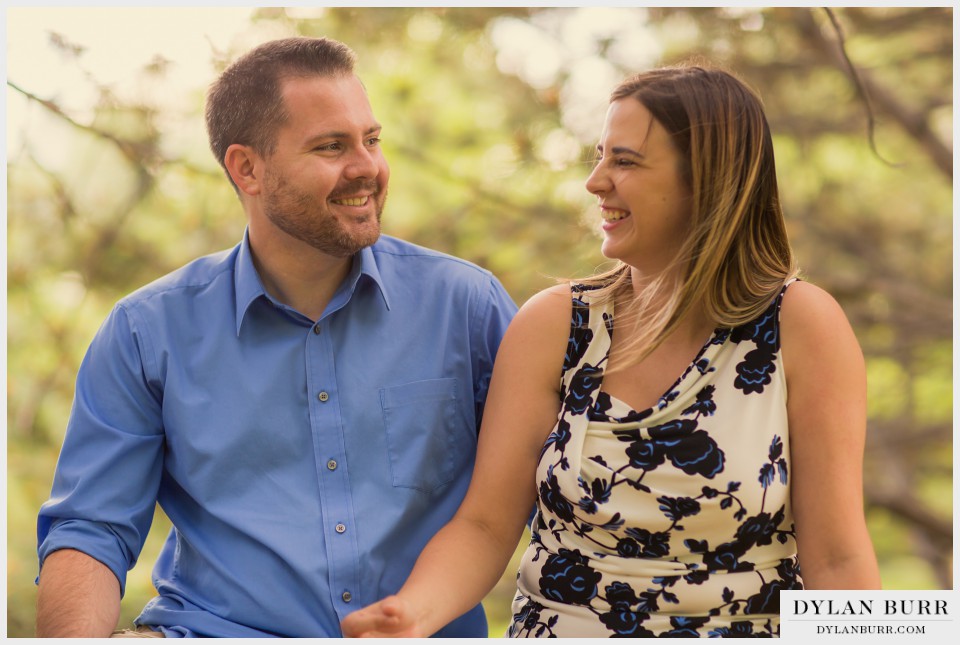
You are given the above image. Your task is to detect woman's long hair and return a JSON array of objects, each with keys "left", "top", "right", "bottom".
[{"left": 579, "top": 63, "right": 798, "bottom": 370}]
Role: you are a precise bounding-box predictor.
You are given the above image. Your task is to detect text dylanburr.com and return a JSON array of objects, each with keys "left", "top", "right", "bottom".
[{"left": 780, "top": 590, "right": 959, "bottom": 641}]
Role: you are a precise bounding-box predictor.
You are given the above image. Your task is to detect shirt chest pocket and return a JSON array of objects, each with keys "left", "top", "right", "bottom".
[{"left": 379, "top": 378, "right": 461, "bottom": 493}]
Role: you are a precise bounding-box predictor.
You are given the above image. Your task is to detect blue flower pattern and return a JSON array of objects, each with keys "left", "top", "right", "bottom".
[{"left": 508, "top": 283, "right": 802, "bottom": 638}]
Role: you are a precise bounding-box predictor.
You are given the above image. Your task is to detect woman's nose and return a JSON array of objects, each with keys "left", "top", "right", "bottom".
[{"left": 585, "top": 162, "right": 609, "bottom": 195}]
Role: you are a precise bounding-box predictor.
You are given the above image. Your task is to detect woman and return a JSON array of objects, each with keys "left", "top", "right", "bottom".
[{"left": 341, "top": 63, "right": 880, "bottom": 638}]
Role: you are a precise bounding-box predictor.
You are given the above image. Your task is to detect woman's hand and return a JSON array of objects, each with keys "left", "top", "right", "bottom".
[{"left": 341, "top": 595, "right": 424, "bottom": 638}]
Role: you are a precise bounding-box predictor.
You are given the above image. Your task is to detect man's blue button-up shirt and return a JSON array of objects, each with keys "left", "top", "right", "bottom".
[{"left": 37, "top": 232, "right": 517, "bottom": 637}]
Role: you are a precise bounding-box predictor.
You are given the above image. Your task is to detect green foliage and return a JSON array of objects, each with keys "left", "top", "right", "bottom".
[{"left": 7, "top": 6, "right": 952, "bottom": 637}]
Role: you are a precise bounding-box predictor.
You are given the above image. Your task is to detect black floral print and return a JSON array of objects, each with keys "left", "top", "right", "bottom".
[
  {"left": 730, "top": 297, "right": 784, "bottom": 395},
  {"left": 564, "top": 296, "right": 594, "bottom": 372},
  {"left": 563, "top": 364, "right": 604, "bottom": 416},
  {"left": 508, "top": 282, "right": 801, "bottom": 638},
  {"left": 538, "top": 548, "right": 603, "bottom": 606},
  {"left": 539, "top": 465, "right": 576, "bottom": 523}
]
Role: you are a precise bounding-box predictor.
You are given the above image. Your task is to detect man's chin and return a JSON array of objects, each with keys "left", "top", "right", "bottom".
[
  {"left": 355, "top": 220, "right": 382, "bottom": 248},
  {"left": 324, "top": 227, "right": 381, "bottom": 258},
  {"left": 353, "top": 230, "right": 381, "bottom": 253}
]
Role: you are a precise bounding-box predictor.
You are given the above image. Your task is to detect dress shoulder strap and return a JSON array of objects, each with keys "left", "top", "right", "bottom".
[
  {"left": 728, "top": 278, "right": 800, "bottom": 354},
  {"left": 562, "top": 283, "right": 605, "bottom": 374}
]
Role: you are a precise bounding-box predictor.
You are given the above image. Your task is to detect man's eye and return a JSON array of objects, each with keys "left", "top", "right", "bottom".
[
  {"left": 366, "top": 137, "right": 381, "bottom": 146},
  {"left": 316, "top": 143, "right": 341, "bottom": 152}
]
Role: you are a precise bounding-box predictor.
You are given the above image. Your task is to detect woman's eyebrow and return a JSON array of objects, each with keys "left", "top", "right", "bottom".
[{"left": 596, "top": 144, "right": 645, "bottom": 158}]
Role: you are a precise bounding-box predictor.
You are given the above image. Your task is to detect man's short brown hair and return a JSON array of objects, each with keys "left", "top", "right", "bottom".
[{"left": 205, "top": 37, "right": 356, "bottom": 191}]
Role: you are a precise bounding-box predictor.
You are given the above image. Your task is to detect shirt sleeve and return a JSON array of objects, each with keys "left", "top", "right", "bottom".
[
  {"left": 470, "top": 275, "right": 518, "bottom": 430},
  {"left": 36, "top": 302, "right": 165, "bottom": 596}
]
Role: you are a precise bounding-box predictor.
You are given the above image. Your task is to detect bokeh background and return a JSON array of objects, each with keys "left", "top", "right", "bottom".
[{"left": 6, "top": 6, "right": 952, "bottom": 637}]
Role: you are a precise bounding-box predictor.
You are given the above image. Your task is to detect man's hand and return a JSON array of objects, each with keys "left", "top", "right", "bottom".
[{"left": 340, "top": 595, "right": 424, "bottom": 638}]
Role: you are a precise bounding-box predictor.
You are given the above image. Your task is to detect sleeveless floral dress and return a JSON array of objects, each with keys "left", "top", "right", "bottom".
[{"left": 508, "top": 281, "right": 803, "bottom": 638}]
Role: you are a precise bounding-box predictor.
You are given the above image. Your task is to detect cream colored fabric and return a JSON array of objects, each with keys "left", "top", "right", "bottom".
[{"left": 508, "top": 282, "right": 801, "bottom": 638}]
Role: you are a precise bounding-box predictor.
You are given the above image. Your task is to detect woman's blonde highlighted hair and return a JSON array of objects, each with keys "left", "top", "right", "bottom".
[{"left": 580, "top": 62, "right": 799, "bottom": 369}]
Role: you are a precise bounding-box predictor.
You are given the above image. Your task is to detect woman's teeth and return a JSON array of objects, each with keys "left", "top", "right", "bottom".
[{"left": 602, "top": 208, "right": 630, "bottom": 222}]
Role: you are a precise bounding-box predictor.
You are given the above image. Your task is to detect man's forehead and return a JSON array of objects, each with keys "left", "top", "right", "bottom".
[
  {"left": 279, "top": 72, "right": 362, "bottom": 97},
  {"left": 279, "top": 74, "right": 374, "bottom": 114},
  {"left": 274, "top": 74, "right": 380, "bottom": 139}
]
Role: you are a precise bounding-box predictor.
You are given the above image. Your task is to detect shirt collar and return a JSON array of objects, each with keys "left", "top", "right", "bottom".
[
  {"left": 234, "top": 231, "right": 391, "bottom": 335},
  {"left": 356, "top": 243, "right": 392, "bottom": 312},
  {"left": 234, "top": 230, "right": 267, "bottom": 336}
]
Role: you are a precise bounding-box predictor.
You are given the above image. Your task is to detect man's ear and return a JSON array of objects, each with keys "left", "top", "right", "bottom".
[{"left": 224, "top": 144, "right": 263, "bottom": 196}]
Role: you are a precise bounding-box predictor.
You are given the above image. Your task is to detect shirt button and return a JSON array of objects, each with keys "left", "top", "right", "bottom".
[
  {"left": 342, "top": 591, "right": 353, "bottom": 603},
  {"left": 318, "top": 391, "right": 329, "bottom": 402},
  {"left": 312, "top": 323, "right": 321, "bottom": 335},
  {"left": 335, "top": 523, "right": 346, "bottom": 534},
  {"left": 327, "top": 459, "right": 338, "bottom": 471}
]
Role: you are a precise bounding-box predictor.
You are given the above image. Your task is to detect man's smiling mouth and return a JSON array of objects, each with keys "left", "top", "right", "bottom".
[{"left": 331, "top": 196, "right": 369, "bottom": 206}]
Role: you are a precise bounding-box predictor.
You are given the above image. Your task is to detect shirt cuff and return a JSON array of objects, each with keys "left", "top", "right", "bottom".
[{"left": 37, "top": 518, "right": 131, "bottom": 596}]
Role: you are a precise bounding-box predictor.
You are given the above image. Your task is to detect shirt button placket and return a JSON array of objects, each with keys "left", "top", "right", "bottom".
[{"left": 306, "top": 321, "right": 356, "bottom": 622}]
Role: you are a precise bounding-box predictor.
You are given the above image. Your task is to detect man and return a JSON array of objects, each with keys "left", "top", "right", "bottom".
[{"left": 35, "top": 36, "right": 517, "bottom": 638}]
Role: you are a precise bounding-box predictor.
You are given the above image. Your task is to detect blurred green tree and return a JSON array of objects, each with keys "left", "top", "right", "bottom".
[{"left": 6, "top": 6, "right": 951, "bottom": 637}]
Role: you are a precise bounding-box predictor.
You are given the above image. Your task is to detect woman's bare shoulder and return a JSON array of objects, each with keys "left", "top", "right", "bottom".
[
  {"left": 780, "top": 280, "right": 851, "bottom": 332},
  {"left": 495, "top": 283, "right": 573, "bottom": 375},
  {"left": 780, "top": 279, "right": 863, "bottom": 378},
  {"left": 513, "top": 283, "right": 574, "bottom": 328}
]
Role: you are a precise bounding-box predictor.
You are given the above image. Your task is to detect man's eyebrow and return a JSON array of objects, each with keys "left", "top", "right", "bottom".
[{"left": 304, "top": 124, "right": 382, "bottom": 145}]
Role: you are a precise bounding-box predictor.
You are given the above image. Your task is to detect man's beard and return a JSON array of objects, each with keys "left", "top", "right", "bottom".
[{"left": 262, "top": 173, "right": 385, "bottom": 258}]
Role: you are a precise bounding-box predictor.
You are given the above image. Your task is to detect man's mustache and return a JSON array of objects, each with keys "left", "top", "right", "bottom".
[{"left": 329, "top": 179, "right": 381, "bottom": 200}]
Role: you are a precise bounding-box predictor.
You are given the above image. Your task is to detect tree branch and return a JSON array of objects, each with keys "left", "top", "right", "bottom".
[
  {"left": 7, "top": 79, "right": 151, "bottom": 166},
  {"left": 821, "top": 8, "right": 898, "bottom": 168},
  {"left": 866, "top": 490, "right": 952, "bottom": 547},
  {"left": 795, "top": 9, "right": 952, "bottom": 178}
]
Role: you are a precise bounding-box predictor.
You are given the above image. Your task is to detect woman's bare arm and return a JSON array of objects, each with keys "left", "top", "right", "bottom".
[{"left": 781, "top": 281, "right": 881, "bottom": 589}]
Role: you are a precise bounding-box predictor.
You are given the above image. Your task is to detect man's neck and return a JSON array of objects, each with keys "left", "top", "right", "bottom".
[{"left": 248, "top": 233, "right": 354, "bottom": 322}]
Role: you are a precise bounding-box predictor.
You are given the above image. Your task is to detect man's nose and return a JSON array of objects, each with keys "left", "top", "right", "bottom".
[{"left": 343, "top": 145, "right": 379, "bottom": 180}]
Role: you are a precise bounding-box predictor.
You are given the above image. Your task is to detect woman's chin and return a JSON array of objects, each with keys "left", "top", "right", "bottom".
[{"left": 599, "top": 239, "right": 624, "bottom": 262}]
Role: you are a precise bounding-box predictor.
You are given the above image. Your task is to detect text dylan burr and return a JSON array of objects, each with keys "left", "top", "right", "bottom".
[{"left": 792, "top": 599, "right": 948, "bottom": 617}]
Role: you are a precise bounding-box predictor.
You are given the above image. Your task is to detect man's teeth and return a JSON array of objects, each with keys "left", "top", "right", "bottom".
[
  {"left": 602, "top": 209, "right": 630, "bottom": 222},
  {"left": 332, "top": 197, "right": 368, "bottom": 206}
]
